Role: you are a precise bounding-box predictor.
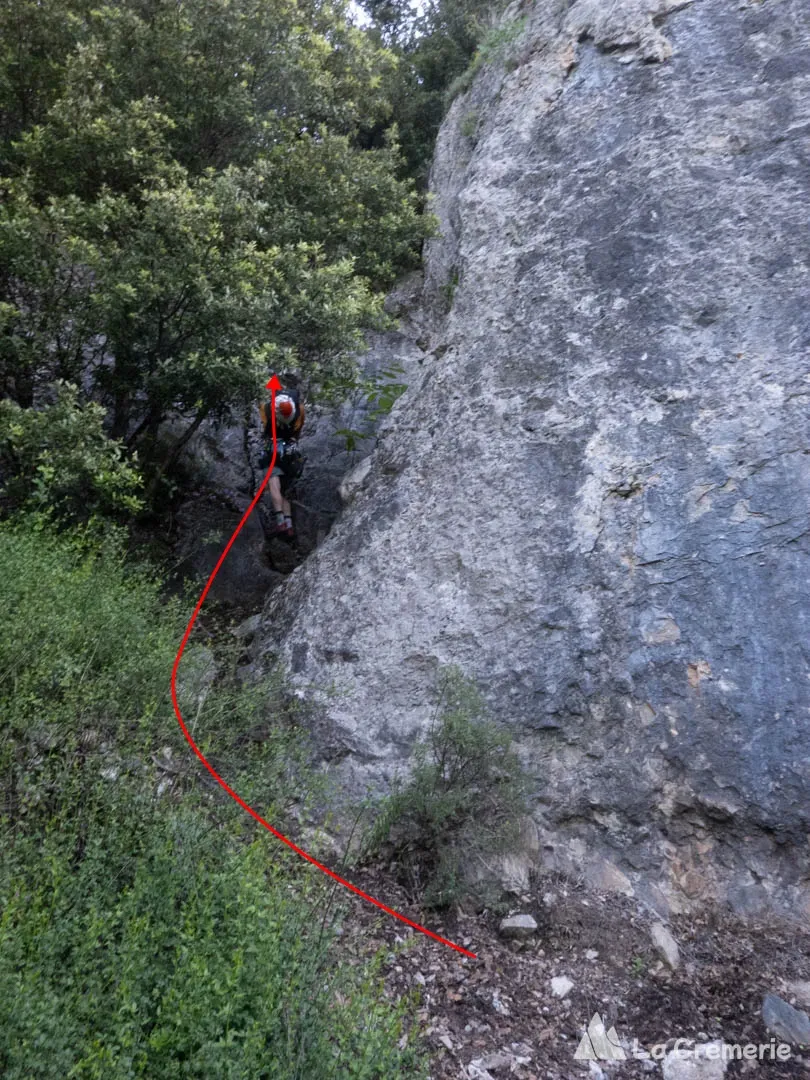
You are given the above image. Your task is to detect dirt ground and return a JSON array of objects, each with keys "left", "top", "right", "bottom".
[{"left": 337, "top": 866, "right": 810, "bottom": 1080}]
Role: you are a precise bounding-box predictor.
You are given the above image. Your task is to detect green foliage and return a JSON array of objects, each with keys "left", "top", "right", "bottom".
[
  {"left": 360, "top": 0, "right": 509, "bottom": 184},
  {"left": 334, "top": 427, "right": 368, "bottom": 452},
  {"left": 365, "top": 363, "right": 409, "bottom": 419},
  {"left": 0, "top": 0, "right": 429, "bottom": 499},
  {"left": 0, "top": 0, "right": 397, "bottom": 180},
  {"left": 0, "top": 517, "right": 427, "bottom": 1077},
  {"left": 2, "top": 164, "right": 390, "bottom": 427},
  {"left": 364, "top": 668, "right": 528, "bottom": 909},
  {"left": 0, "top": 0, "right": 96, "bottom": 145},
  {"left": 441, "top": 267, "right": 461, "bottom": 311},
  {"left": 334, "top": 362, "right": 407, "bottom": 451},
  {"left": 0, "top": 787, "right": 426, "bottom": 1078},
  {"left": 629, "top": 956, "right": 647, "bottom": 977},
  {"left": 260, "top": 132, "right": 426, "bottom": 291},
  {"left": 0, "top": 518, "right": 312, "bottom": 834},
  {"left": 0, "top": 382, "right": 143, "bottom": 523},
  {"left": 0, "top": 518, "right": 179, "bottom": 825},
  {"left": 460, "top": 110, "right": 479, "bottom": 139},
  {"left": 445, "top": 16, "right": 527, "bottom": 102}
]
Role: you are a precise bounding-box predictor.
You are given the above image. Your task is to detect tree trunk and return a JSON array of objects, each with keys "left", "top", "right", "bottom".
[{"left": 143, "top": 407, "right": 209, "bottom": 504}]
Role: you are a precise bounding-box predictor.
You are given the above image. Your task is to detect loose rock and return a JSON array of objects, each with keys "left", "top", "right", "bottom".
[
  {"left": 783, "top": 981, "right": 810, "bottom": 1009},
  {"left": 662, "top": 1041, "right": 727, "bottom": 1080},
  {"left": 498, "top": 913, "right": 537, "bottom": 940},
  {"left": 762, "top": 993, "right": 810, "bottom": 1046},
  {"left": 651, "top": 922, "right": 680, "bottom": 971},
  {"left": 474, "top": 1050, "right": 513, "bottom": 1073},
  {"left": 550, "top": 975, "right": 574, "bottom": 999}
]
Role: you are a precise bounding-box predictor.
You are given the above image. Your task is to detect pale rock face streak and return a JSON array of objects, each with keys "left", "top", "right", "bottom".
[{"left": 260, "top": 0, "right": 810, "bottom": 917}]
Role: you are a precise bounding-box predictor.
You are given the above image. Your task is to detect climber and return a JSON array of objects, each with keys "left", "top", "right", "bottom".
[{"left": 258, "top": 386, "right": 305, "bottom": 538}]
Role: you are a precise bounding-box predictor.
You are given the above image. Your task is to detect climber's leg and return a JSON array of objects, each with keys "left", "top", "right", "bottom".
[
  {"left": 268, "top": 472, "right": 294, "bottom": 537},
  {"left": 268, "top": 471, "right": 289, "bottom": 534}
]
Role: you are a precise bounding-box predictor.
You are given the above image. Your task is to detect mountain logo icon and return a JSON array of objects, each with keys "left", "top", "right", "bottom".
[{"left": 573, "top": 1013, "right": 627, "bottom": 1061}]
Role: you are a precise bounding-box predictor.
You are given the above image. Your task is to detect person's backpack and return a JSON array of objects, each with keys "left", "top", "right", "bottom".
[{"left": 260, "top": 388, "right": 303, "bottom": 441}]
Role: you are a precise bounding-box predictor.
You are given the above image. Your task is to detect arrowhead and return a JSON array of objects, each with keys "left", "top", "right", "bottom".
[{"left": 266, "top": 374, "right": 282, "bottom": 393}]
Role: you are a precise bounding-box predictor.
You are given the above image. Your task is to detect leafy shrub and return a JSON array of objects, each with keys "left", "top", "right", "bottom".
[
  {"left": 0, "top": 517, "right": 177, "bottom": 826},
  {"left": 460, "top": 111, "right": 479, "bottom": 139},
  {"left": 364, "top": 668, "right": 528, "bottom": 909},
  {"left": 0, "top": 382, "right": 143, "bottom": 523},
  {"left": 0, "top": 517, "right": 316, "bottom": 837},
  {"left": 441, "top": 267, "right": 461, "bottom": 311},
  {"left": 0, "top": 782, "right": 426, "bottom": 1079},
  {"left": 334, "top": 362, "right": 408, "bottom": 451},
  {"left": 445, "top": 16, "right": 528, "bottom": 102},
  {"left": 0, "top": 517, "right": 427, "bottom": 1077}
]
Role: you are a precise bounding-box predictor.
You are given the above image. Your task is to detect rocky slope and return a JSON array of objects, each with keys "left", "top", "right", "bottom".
[
  {"left": 256, "top": 0, "right": 810, "bottom": 920},
  {"left": 170, "top": 284, "right": 427, "bottom": 607}
]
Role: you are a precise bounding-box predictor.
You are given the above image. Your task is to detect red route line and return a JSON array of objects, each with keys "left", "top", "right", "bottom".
[{"left": 170, "top": 376, "right": 477, "bottom": 960}]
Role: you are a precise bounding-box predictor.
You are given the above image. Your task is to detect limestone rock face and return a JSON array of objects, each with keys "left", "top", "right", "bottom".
[
  {"left": 259, "top": 0, "right": 810, "bottom": 916},
  {"left": 171, "top": 285, "right": 426, "bottom": 606}
]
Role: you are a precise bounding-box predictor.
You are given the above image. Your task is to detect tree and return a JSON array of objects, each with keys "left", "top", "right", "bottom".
[
  {"left": 0, "top": 0, "right": 428, "bottom": 499},
  {"left": 360, "top": 0, "right": 496, "bottom": 185},
  {"left": 0, "top": 382, "right": 143, "bottom": 522}
]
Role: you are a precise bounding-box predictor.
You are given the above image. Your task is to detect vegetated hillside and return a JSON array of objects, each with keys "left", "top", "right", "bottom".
[
  {"left": 4, "top": 0, "right": 810, "bottom": 1075},
  {"left": 0, "top": 0, "right": 476, "bottom": 1072},
  {"left": 256, "top": 0, "right": 810, "bottom": 922},
  {"left": 0, "top": 519, "right": 429, "bottom": 1077}
]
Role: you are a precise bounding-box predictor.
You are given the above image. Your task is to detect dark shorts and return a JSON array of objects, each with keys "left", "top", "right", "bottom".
[
  {"left": 259, "top": 445, "right": 302, "bottom": 494},
  {"left": 258, "top": 449, "right": 282, "bottom": 473}
]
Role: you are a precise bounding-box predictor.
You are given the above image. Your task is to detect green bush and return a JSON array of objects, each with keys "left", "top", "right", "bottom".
[
  {"left": 333, "top": 361, "right": 408, "bottom": 452},
  {"left": 460, "top": 111, "right": 479, "bottom": 139},
  {"left": 0, "top": 516, "right": 320, "bottom": 839},
  {"left": 0, "top": 782, "right": 426, "bottom": 1079},
  {"left": 445, "top": 16, "right": 527, "bottom": 102},
  {"left": 0, "top": 382, "right": 143, "bottom": 524},
  {"left": 0, "top": 517, "right": 179, "bottom": 826},
  {"left": 0, "top": 518, "right": 427, "bottom": 1077},
  {"left": 364, "top": 668, "right": 528, "bottom": 909}
]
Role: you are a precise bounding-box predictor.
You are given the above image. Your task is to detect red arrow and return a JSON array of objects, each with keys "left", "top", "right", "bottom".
[{"left": 170, "top": 374, "right": 476, "bottom": 959}]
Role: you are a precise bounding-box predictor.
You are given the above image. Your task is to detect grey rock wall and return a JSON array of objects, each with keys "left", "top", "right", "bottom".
[
  {"left": 172, "top": 275, "right": 427, "bottom": 606},
  {"left": 257, "top": 0, "right": 810, "bottom": 919}
]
